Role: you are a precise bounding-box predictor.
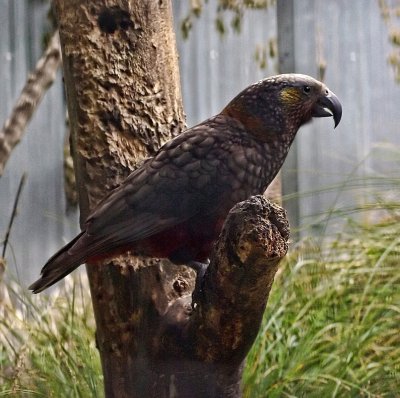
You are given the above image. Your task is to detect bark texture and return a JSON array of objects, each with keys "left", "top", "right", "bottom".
[{"left": 54, "top": 1, "right": 289, "bottom": 397}]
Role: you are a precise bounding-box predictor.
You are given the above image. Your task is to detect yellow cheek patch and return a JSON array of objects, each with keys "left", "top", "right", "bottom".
[{"left": 280, "top": 87, "right": 302, "bottom": 104}]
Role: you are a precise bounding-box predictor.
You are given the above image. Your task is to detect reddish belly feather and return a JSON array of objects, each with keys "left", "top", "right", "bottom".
[{"left": 88, "top": 216, "right": 226, "bottom": 265}]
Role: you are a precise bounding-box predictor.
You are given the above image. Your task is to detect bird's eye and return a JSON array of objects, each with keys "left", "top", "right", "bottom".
[{"left": 303, "top": 85, "right": 311, "bottom": 94}]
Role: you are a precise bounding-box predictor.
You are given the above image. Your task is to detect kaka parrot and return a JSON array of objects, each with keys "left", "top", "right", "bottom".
[{"left": 30, "top": 74, "right": 342, "bottom": 293}]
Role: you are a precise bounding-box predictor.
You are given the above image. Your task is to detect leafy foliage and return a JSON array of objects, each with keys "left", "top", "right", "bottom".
[
  {"left": 380, "top": 0, "right": 400, "bottom": 82},
  {"left": 180, "top": 0, "right": 275, "bottom": 38}
]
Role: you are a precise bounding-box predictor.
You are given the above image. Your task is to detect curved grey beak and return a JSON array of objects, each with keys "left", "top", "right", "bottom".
[{"left": 312, "top": 90, "right": 342, "bottom": 128}]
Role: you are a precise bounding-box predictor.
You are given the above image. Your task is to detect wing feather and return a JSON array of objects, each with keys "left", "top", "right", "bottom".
[{"left": 77, "top": 116, "right": 253, "bottom": 255}]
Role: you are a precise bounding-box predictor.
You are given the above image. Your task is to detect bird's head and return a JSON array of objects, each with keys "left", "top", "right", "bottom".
[{"left": 222, "top": 74, "right": 342, "bottom": 142}]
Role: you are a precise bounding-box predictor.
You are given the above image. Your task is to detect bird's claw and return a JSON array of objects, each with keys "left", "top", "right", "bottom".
[{"left": 187, "top": 260, "right": 209, "bottom": 307}]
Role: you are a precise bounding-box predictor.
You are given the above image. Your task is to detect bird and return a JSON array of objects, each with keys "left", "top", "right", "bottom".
[{"left": 29, "top": 74, "right": 342, "bottom": 293}]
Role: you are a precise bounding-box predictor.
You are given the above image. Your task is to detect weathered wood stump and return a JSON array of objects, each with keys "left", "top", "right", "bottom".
[{"left": 90, "top": 196, "right": 289, "bottom": 398}]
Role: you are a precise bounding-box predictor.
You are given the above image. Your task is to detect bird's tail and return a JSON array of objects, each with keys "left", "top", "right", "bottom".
[{"left": 29, "top": 231, "right": 87, "bottom": 294}]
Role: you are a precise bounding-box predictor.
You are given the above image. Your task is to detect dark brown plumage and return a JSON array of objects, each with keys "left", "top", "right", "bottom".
[{"left": 30, "top": 74, "right": 342, "bottom": 293}]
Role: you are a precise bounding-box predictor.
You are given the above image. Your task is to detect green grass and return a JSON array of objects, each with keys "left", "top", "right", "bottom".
[
  {"left": 244, "top": 219, "right": 400, "bottom": 397},
  {"left": 0, "top": 278, "right": 103, "bottom": 397},
  {"left": 1, "top": 218, "right": 399, "bottom": 397}
]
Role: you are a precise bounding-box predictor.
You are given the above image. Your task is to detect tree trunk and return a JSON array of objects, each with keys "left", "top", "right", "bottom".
[{"left": 54, "top": 1, "right": 289, "bottom": 397}]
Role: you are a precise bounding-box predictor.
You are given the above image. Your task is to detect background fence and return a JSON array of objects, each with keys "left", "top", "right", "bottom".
[{"left": 1, "top": 0, "right": 400, "bottom": 286}]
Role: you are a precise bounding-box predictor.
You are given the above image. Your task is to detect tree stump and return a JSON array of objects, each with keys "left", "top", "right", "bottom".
[{"left": 90, "top": 196, "right": 289, "bottom": 398}]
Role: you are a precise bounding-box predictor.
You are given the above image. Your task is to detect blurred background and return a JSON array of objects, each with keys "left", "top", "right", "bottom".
[{"left": 1, "top": 0, "right": 400, "bottom": 286}]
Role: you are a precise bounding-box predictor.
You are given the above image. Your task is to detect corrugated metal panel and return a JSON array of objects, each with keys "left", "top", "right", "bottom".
[
  {"left": 1, "top": 0, "right": 400, "bottom": 284},
  {"left": 0, "top": 0, "right": 78, "bottom": 286},
  {"left": 294, "top": 0, "right": 400, "bottom": 233},
  {"left": 173, "top": 2, "right": 278, "bottom": 126}
]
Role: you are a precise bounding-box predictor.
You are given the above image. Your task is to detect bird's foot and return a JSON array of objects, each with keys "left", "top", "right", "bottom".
[{"left": 187, "top": 260, "right": 210, "bottom": 306}]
